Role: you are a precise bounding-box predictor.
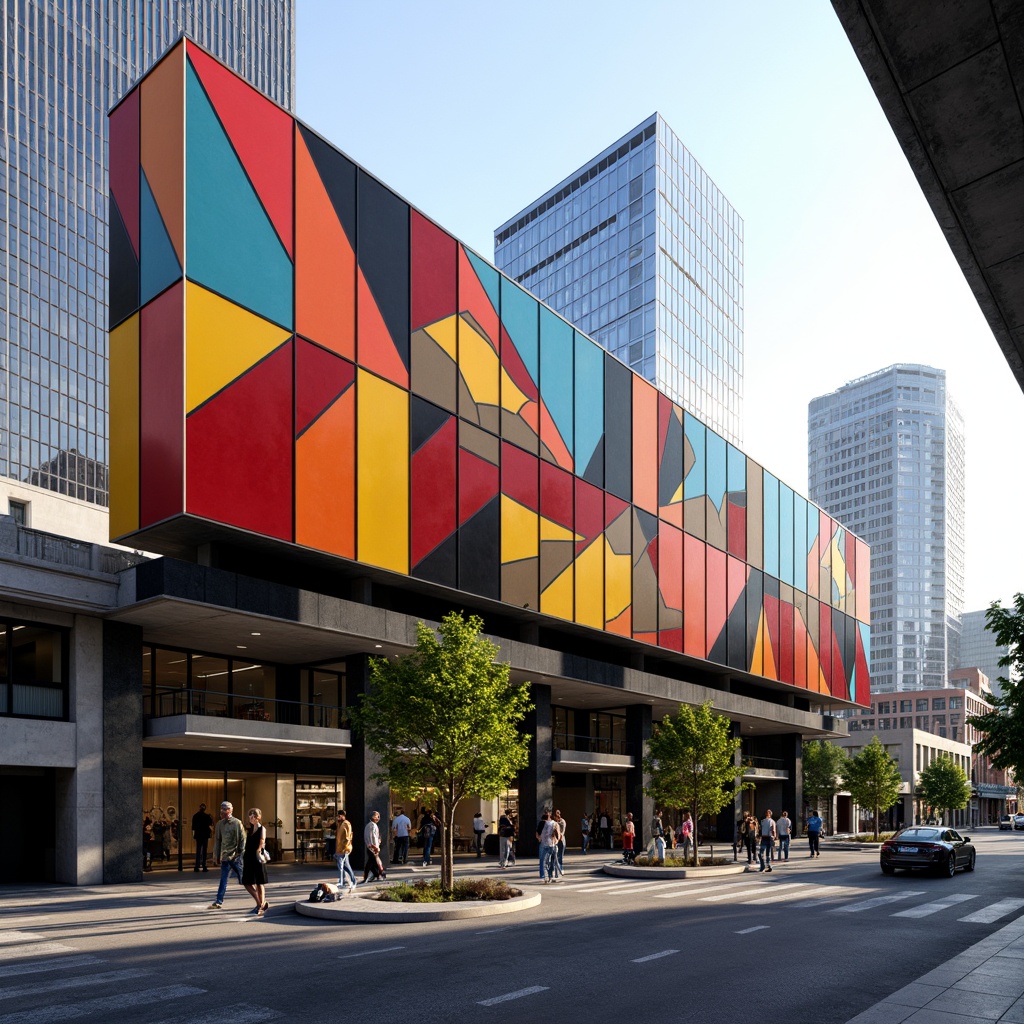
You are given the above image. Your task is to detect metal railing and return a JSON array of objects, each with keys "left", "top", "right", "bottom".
[
  {"left": 741, "top": 756, "right": 786, "bottom": 771},
  {"left": 553, "top": 732, "right": 632, "bottom": 757},
  {"left": 144, "top": 686, "right": 349, "bottom": 729}
]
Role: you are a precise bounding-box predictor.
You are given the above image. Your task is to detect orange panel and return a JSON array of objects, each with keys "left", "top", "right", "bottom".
[
  {"left": 683, "top": 533, "right": 706, "bottom": 657},
  {"left": 140, "top": 41, "right": 184, "bottom": 262},
  {"left": 295, "top": 129, "right": 355, "bottom": 359},
  {"left": 358, "top": 270, "right": 409, "bottom": 387},
  {"left": 632, "top": 376, "right": 658, "bottom": 514},
  {"left": 295, "top": 385, "right": 355, "bottom": 558}
]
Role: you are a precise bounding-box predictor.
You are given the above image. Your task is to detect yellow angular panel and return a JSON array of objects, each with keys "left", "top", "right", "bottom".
[
  {"left": 109, "top": 314, "right": 140, "bottom": 540},
  {"left": 540, "top": 517, "right": 580, "bottom": 543},
  {"left": 499, "top": 366, "right": 530, "bottom": 414},
  {"left": 501, "top": 495, "right": 538, "bottom": 564},
  {"left": 424, "top": 314, "right": 458, "bottom": 361},
  {"left": 829, "top": 533, "right": 847, "bottom": 604},
  {"left": 575, "top": 538, "right": 604, "bottom": 629},
  {"left": 185, "top": 281, "right": 293, "bottom": 412},
  {"left": 542, "top": 563, "right": 574, "bottom": 620},
  {"left": 459, "top": 319, "right": 501, "bottom": 407},
  {"left": 604, "top": 537, "right": 632, "bottom": 621},
  {"left": 357, "top": 370, "right": 409, "bottom": 573}
]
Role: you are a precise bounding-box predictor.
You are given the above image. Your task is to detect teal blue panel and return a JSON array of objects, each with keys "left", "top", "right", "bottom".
[
  {"left": 763, "top": 472, "right": 779, "bottom": 579},
  {"left": 727, "top": 443, "right": 746, "bottom": 497},
  {"left": 500, "top": 277, "right": 539, "bottom": 385},
  {"left": 858, "top": 622, "right": 871, "bottom": 700},
  {"left": 683, "top": 412, "right": 706, "bottom": 498},
  {"left": 794, "top": 494, "right": 808, "bottom": 592},
  {"left": 140, "top": 171, "right": 181, "bottom": 305},
  {"left": 807, "top": 501, "right": 819, "bottom": 562},
  {"left": 466, "top": 250, "right": 500, "bottom": 313},
  {"left": 185, "top": 62, "right": 292, "bottom": 329},
  {"left": 706, "top": 430, "right": 726, "bottom": 512},
  {"left": 780, "top": 482, "right": 794, "bottom": 586},
  {"left": 539, "top": 307, "right": 573, "bottom": 458},
  {"left": 573, "top": 330, "right": 604, "bottom": 470}
]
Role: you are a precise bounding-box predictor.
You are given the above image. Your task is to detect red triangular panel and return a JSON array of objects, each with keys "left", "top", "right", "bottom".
[
  {"left": 604, "top": 492, "right": 629, "bottom": 526},
  {"left": 295, "top": 339, "right": 355, "bottom": 436},
  {"left": 459, "top": 449, "right": 499, "bottom": 525},
  {"left": 411, "top": 416, "right": 457, "bottom": 565},
  {"left": 458, "top": 247, "right": 499, "bottom": 347},
  {"left": 110, "top": 87, "right": 140, "bottom": 257},
  {"left": 358, "top": 270, "right": 409, "bottom": 387},
  {"left": 187, "top": 45, "right": 294, "bottom": 257},
  {"left": 499, "top": 324, "right": 539, "bottom": 403}
]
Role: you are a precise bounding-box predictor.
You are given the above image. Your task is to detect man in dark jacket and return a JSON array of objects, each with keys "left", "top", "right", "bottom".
[{"left": 191, "top": 803, "right": 213, "bottom": 872}]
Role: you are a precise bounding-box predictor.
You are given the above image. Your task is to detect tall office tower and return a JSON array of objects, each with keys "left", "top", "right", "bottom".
[
  {"left": 808, "top": 364, "right": 966, "bottom": 693},
  {"left": 956, "top": 609, "right": 1010, "bottom": 698},
  {"left": 494, "top": 113, "right": 744, "bottom": 445},
  {"left": 1, "top": 1, "right": 294, "bottom": 535}
]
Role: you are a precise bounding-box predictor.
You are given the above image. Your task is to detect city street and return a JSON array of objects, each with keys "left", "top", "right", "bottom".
[{"left": 1, "top": 829, "right": 1023, "bottom": 1023}]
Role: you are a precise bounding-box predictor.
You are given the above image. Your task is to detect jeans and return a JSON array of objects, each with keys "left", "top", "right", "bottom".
[
  {"left": 215, "top": 856, "right": 243, "bottom": 903},
  {"left": 394, "top": 836, "right": 409, "bottom": 864},
  {"left": 422, "top": 834, "right": 434, "bottom": 865},
  {"left": 556, "top": 841, "right": 565, "bottom": 871},
  {"left": 744, "top": 836, "right": 757, "bottom": 862},
  {"left": 335, "top": 852, "right": 356, "bottom": 888},
  {"left": 474, "top": 831, "right": 486, "bottom": 856},
  {"left": 681, "top": 836, "right": 693, "bottom": 862},
  {"left": 581, "top": 832, "right": 590, "bottom": 854},
  {"left": 499, "top": 835, "right": 514, "bottom": 867},
  {"left": 758, "top": 837, "right": 774, "bottom": 870},
  {"left": 777, "top": 835, "right": 790, "bottom": 860},
  {"left": 538, "top": 847, "right": 547, "bottom": 879},
  {"left": 808, "top": 831, "right": 820, "bottom": 855},
  {"left": 194, "top": 839, "right": 209, "bottom": 870},
  {"left": 654, "top": 836, "right": 665, "bottom": 862},
  {"left": 544, "top": 845, "right": 560, "bottom": 880}
]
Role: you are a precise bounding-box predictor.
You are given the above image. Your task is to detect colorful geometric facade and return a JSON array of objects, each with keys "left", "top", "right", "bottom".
[{"left": 108, "top": 40, "right": 870, "bottom": 706}]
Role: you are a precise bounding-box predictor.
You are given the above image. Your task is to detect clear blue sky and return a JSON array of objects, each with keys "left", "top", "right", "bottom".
[{"left": 296, "top": 0, "right": 1024, "bottom": 611}]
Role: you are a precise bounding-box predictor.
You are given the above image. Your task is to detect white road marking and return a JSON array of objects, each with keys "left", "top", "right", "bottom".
[
  {"left": 700, "top": 883, "right": 808, "bottom": 902},
  {"left": 478, "top": 986, "right": 550, "bottom": 1006},
  {"left": 741, "top": 885, "right": 826, "bottom": 905},
  {"left": 607, "top": 881, "right": 703, "bottom": 895},
  {"left": 0, "top": 956, "right": 102, "bottom": 980},
  {"left": 0, "top": 944, "right": 78, "bottom": 962},
  {"left": 830, "top": 892, "right": 925, "bottom": 913},
  {"left": 0, "top": 968, "right": 151, "bottom": 1000},
  {"left": 736, "top": 925, "right": 770, "bottom": 934},
  {"left": 474, "top": 927, "right": 510, "bottom": 935},
  {"left": 631, "top": 949, "right": 680, "bottom": 963},
  {"left": 653, "top": 882, "right": 752, "bottom": 899},
  {"left": 788, "top": 887, "right": 872, "bottom": 907},
  {"left": 151, "top": 1007, "right": 283, "bottom": 1024},
  {"left": 958, "top": 898, "right": 1024, "bottom": 924},
  {"left": 338, "top": 946, "right": 405, "bottom": 959},
  {"left": 892, "top": 894, "right": 978, "bottom": 918},
  {"left": 0, "top": 934, "right": 39, "bottom": 947},
  {"left": 0, "top": 984, "right": 205, "bottom": 1024}
]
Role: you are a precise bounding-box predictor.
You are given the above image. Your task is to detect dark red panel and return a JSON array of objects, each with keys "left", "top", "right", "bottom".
[
  {"left": 411, "top": 415, "right": 457, "bottom": 565},
  {"left": 411, "top": 210, "right": 456, "bottom": 330},
  {"left": 575, "top": 478, "right": 604, "bottom": 552},
  {"left": 186, "top": 340, "right": 293, "bottom": 540},
  {"left": 605, "top": 492, "right": 629, "bottom": 527},
  {"left": 658, "top": 521, "right": 682, "bottom": 651},
  {"left": 502, "top": 441, "right": 539, "bottom": 511},
  {"left": 727, "top": 498, "right": 746, "bottom": 560},
  {"left": 295, "top": 339, "right": 355, "bottom": 436},
  {"left": 499, "top": 324, "right": 539, "bottom": 402},
  {"left": 540, "top": 462, "right": 573, "bottom": 528},
  {"left": 109, "top": 87, "right": 140, "bottom": 257},
  {"left": 140, "top": 284, "right": 183, "bottom": 526},
  {"left": 819, "top": 601, "right": 833, "bottom": 692},
  {"left": 705, "top": 545, "right": 727, "bottom": 659},
  {"left": 779, "top": 600, "right": 795, "bottom": 684},
  {"left": 459, "top": 449, "right": 500, "bottom": 525},
  {"left": 683, "top": 533, "right": 705, "bottom": 657}
]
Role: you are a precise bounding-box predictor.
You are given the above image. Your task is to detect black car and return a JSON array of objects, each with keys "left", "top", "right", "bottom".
[{"left": 879, "top": 826, "right": 975, "bottom": 877}]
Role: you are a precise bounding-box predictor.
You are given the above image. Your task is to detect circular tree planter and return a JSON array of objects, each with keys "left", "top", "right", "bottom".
[{"left": 295, "top": 888, "right": 541, "bottom": 923}]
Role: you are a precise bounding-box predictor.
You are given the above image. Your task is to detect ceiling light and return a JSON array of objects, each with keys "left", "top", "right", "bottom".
[
  {"left": 250, "top": 632, "right": 261, "bottom": 637},
  {"left": 236, "top": 645, "right": 247, "bottom": 650},
  {"left": 375, "top": 644, "right": 383, "bottom": 648}
]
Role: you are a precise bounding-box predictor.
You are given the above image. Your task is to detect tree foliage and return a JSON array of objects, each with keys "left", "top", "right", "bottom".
[
  {"left": 916, "top": 755, "right": 971, "bottom": 824},
  {"left": 643, "top": 701, "right": 746, "bottom": 865},
  {"left": 967, "top": 594, "right": 1024, "bottom": 784},
  {"left": 802, "top": 739, "right": 849, "bottom": 833},
  {"left": 843, "top": 736, "right": 902, "bottom": 840},
  {"left": 351, "top": 612, "right": 533, "bottom": 893}
]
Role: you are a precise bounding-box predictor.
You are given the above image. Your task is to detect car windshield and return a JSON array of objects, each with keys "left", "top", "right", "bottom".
[{"left": 897, "top": 828, "right": 941, "bottom": 840}]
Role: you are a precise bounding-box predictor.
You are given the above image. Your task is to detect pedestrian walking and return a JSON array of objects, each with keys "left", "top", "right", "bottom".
[
  {"left": 807, "top": 809, "right": 823, "bottom": 857},
  {"left": 191, "top": 803, "right": 213, "bottom": 872},
  {"left": 776, "top": 810, "right": 792, "bottom": 861},
  {"left": 208, "top": 801, "right": 245, "bottom": 909},
  {"left": 680, "top": 811, "right": 694, "bottom": 863},
  {"left": 580, "top": 812, "right": 591, "bottom": 854},
  {"left": 391, "top": 806, "right": 412, "bottom": 865},
  {"left": 334, "top": 809, "right": 357, "bottom": 893},
  {"left": 498, "top": 808, "right": 516, "bottom": 869},
  {"left": 420, "top": 812, "right": 438, "bottom": 867},
  {"left": 535, "top": 811, "right": 551, "bottom": 881},
  {"left": 363, "top": 810, "right": 386, "bottom": 882},
  {"left": 758, "top": 809, "right": 776, "bottom": 872},
  {"left": 538, "top": 812, "right": 561, "bottom": 883},
  {"left": 742, "top": 813, "right": 758, "bottom": 864},
  {"left": 553, "top": 809, "right": 566, "bottom": 871},
  {"left": 621, "top": 812, "right": 636, "bottom": 864},
  {"left": 242, "top": 808, "right": 269, "bottom": 917},
  {"left": 599, "top": 810, "right": 611, "bottom": 850},
  {"left": 472, "top": 811, "right": 487, "bottom": 858},
  {"left": 651, "top": 809, "right": 666, "bottom": 863}
]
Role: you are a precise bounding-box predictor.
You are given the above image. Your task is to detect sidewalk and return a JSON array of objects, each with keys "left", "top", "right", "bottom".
[{"left": 847, "top": 913, "right": 1024, "bottom": 1023}]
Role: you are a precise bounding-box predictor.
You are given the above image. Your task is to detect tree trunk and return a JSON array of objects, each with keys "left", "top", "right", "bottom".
[
  {"left": 873, "top": 804, "right": 880, "bottom": 841},
  {"left": 440, "top": 785, "right": 458, "bottom": 895}
]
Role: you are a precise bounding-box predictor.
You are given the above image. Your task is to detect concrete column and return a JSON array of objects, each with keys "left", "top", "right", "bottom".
[
  {"left": 344, "top": 654, "right": 390, "bottom": 870},
  {"left": 781, "top": 732, "right": 803, "bottom": 829},
  {"left": 720, "top": 720, "right": 744, "bottom": 852},
  {"left": 102, "top": 619, "right": 144, "bottom": 883},
  {"left": 625, "top": 703, "right": 653, "bottom": 845},
  {"left": 517, "top": 683, "right": 552, "bottom": 858}
]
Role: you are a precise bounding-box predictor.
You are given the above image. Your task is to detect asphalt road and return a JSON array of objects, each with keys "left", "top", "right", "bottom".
[{"left": 1, "top": 829, "right": 1022, "bottom": 1024}]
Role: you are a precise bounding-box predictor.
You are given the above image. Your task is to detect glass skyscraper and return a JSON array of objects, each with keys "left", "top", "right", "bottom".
[
  {"left": 956, "top": 609, "right": 1009, "bottom": 698},
  {"left": 808, "top": 364, "right": 966, "bottom": 693},
  {"left": 494, "top": 113, "right": 744, "bottom": 446},
  {"left": 1, "top": 0, "right": 294, "bottom": 531}
]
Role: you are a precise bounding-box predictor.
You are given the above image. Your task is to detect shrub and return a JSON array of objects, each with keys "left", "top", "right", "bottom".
[{"left": 375, "top": 878, "right": 523, "bottom": 903}]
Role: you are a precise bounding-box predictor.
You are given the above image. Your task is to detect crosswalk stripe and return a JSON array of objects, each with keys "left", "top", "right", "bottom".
[
  {"left": 0, "top": 956, "right": 102, "bottom": 980},
  {"left": 741, "top": 884, "right": 828, "bottom": 905},
  {"left": 151, "top": 1006, "right": 284, "bottom": 1024},
  {"left": 830, "top": 892, "right": 925, "bottom": 913},
  {"left": 0, "top": 984, "right": 205, "bottom": 1024},
  {"left": 653, "top": 882, "right": 750, "bottom": 899},
  {"left": 701, "top": 883, "right": 808, "bottom": 902},
  {"left": 607, "top": 881, "right": 704, "bottom": 895},
  {"left": 958, "top": 898, "right": 1024, "bottom": 924},
  {"left": 0, "top": 934, "right": 39, "bottom": 947},
  {"left": 788, "top": 887, "right": 872, "bottom": 907},
  {"left": 892, "top": 894, "right": 978, "bottom": 918},
  {"left": 0, "top": 968, "right": 151, "bottom": 1001},
  {"left": 565, "top": 880, "right": 639, "bottom": 892},
  {"left": 0, "top": 945, "right": 78, "bottom": 963}
]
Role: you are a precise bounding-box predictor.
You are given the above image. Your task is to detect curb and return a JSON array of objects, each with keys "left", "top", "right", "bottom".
[
  {"left": 602, "top": 861, "right": 747, "bottom": 879},
  {"left": 294, "top": 888, "right": 542, "bottom": 923}
]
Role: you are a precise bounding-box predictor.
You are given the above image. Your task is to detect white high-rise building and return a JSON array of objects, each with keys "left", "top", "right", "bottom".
[
  {"left": 494, "top": 113, "right": 744, "bottom": 445},
  {"left": 808, "top": 364, "right": 966, "bottom": 693},
  {"left": 956, "top": 609, "right": 1010, "bottom": 698}
]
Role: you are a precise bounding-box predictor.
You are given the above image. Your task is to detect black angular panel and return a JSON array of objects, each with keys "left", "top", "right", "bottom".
[
  {"left": 458, "top": 495, "right": 500, "bottom": 600},
  {"left": 109, "top": 198, "right": 140, "bottom": 328},
  {"left": 413, "top": 532, "right": 458, "bottom": 589},
  {"left": 410, "top": 395, "right": 452, "bottom": 453},
  {"left": 298, "top": 124, "right": 356, "bottom": 244},
  {"left": 357, "top": 169, "right": 410, "bottom": 369},
  {"left": 604, "top": 354, "right": 632, "bottom": 501},
  {"left": 726, "top": 583, "right": 747, "bottom": 670},
  {"left": 582, "top": 435, "right": 605, "bottom": 488}
]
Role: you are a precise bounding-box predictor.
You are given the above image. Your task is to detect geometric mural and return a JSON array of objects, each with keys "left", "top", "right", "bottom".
[{"left": 109, "top": 40, "right": 871, "bottom": 706}]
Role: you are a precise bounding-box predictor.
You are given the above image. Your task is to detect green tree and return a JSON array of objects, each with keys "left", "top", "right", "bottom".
[
  {"left": 916, "top": 754, "right": 971, "bottom": 826},
  {"left": 967, "top": 594, "right": 1024, "bottom": 785},
  {"left": 643, "top": 701, "right": 747, "bottom": 865},
  {"left": 802, "top": 739, "right": 849, "bottom": 836},
  {"left": 843, "top": 736, "right": 903, "bottom": 840},
  {"left": 351, "top": 612, "right": 533, "bottom": 894}
]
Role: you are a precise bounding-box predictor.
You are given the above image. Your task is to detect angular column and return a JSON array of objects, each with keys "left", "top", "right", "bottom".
[
  {"left": 625, "top": 703, "right": 653, "bottom": 847},
  {"left": 517, "top": 683, "right": 552, "bottom": 859}
]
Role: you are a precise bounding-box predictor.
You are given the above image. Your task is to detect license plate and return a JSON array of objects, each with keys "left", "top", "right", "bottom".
[{"left": 897, "top": 846, "right": 918, "bottom": 854}]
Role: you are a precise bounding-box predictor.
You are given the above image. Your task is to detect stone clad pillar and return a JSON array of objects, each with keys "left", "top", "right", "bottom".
[
  {"left": 517, "top": 683, "right": 552, "bottom": 859},
  {"left": 625, "top": 703, "right": 653, "bottom": 847}
]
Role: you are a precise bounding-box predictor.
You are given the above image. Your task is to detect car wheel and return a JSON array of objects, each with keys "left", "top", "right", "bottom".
[
  {"left": 964, "top": 850, "right": 976, "bottom": 872},
  {"left": 945, "top": 853, "right": 957, "bottom": 877},
  {"left": 880, "top": 863, "right": 895, "bottom": 876}
]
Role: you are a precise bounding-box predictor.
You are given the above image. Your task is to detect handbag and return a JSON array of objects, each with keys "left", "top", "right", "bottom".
[{"left": 258, "top": 847, "right": 271, "bottom": 864}]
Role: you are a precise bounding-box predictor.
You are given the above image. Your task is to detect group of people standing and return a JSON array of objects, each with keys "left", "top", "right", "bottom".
[{"left": 737, "top": 809, "right": 824, "bottom": 868}]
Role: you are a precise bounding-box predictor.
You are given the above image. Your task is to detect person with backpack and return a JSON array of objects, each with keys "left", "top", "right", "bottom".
[
  {"left": 334, "top": 809, "right": 357, "bottom": 893},
  {"left": 421, "top": 812, "right": 438, "bottom": 867},
  {"left": 498, "top": 808, "right": 516, "bottom": 869}
]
